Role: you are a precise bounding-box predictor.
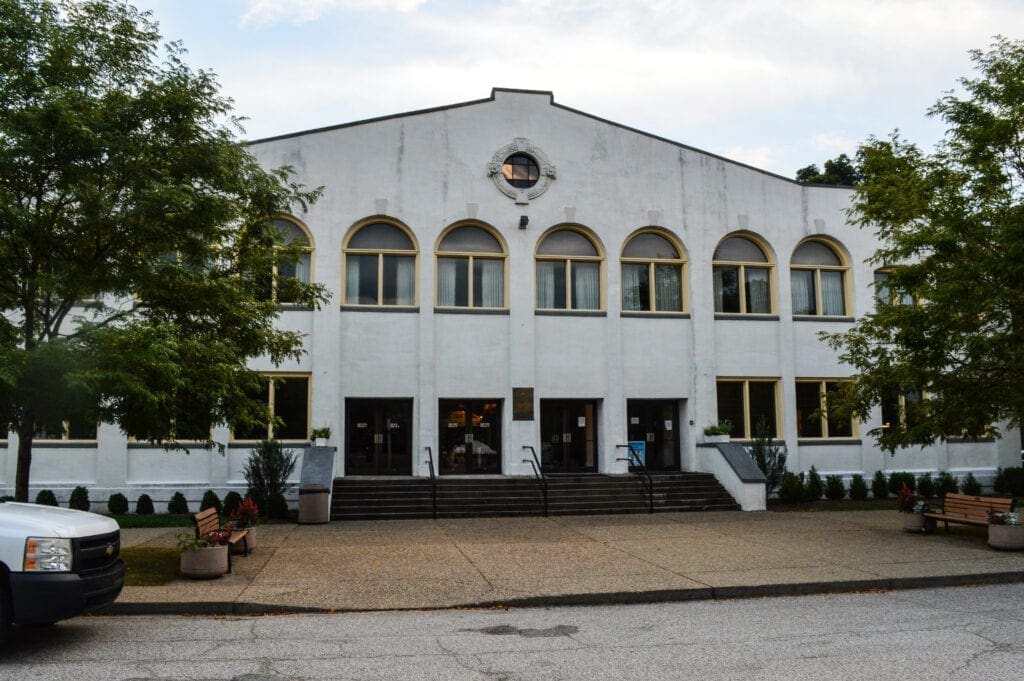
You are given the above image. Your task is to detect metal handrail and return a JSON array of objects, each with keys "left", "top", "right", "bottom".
[
  {"left": 521, "top": 445, "right": 548, "bottom": 517},
  {"left": 617, "top": 444, "right": 654, "bottom": 514},
  {"left": 424, "top": 446, "right": 437, "bottom": 520}
]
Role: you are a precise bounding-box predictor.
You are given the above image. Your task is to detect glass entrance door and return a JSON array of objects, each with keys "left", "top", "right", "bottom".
[
  {"left": 345, "top": 399, "right": 413, "bottom": 475},
  {"left": 439, "top": 399, "right": 502, "bottom": 474},
  {"left": 626, "top": 400, "right": 680, "bottom": 472},
  {"left": 540, "top": 400, "right": 598, "bottom": 473}
]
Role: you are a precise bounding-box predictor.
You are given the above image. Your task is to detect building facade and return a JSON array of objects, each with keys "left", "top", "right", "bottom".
[{"left": 3, "top": 89, "right": 1018, "bottom": 507}]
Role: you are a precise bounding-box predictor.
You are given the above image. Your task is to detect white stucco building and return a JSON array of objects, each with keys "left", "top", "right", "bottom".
[{"left": 3, "top": 89, "right": 1018, "bottom": 508}]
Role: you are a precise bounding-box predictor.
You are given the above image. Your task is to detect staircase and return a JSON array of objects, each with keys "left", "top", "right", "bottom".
[{"left": 330, "top": 473, "right": 739, "bottom": 521}]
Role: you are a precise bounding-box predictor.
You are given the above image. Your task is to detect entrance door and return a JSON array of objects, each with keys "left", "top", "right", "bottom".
[
  {"left": 540, "top": 400, "right": 598, "bottom": 473},
  {"left": 626, "top": 400, "right": 680, "bottom": 472},
  {"left": 439, "top": 399, "right": 502, "bottom": 474},
  {"left": 345, "top": 399, "right": 413, "bottom": 475}
]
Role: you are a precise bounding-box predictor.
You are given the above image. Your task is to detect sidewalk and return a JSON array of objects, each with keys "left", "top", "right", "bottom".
[{"left": 112, "top": 510, "right": 1024, "bottom": 615}]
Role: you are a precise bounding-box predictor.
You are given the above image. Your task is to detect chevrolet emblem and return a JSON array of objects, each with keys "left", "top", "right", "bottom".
[{"left": 105, "top": 543, "right": 114, "bottom": 557}]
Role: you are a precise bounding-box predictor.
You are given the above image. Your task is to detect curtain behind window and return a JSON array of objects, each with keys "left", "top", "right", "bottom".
[
  {"left": 790, "top": 269, "right": 814, "bottom": 314},
  {"left": 820, "top": 271, "right": 845, "bottom": 315},
  {"left": 476, "top": 258, "right": 504, "bottom": 307},
  {"left": 572, "top": 262, "right": 600, "bottom": 310},
  {"left": 437, "top": 258, "right": 457, "bottom": 306},
  {"left": 622, "top": 264, "right": 644, "bottom": 311},
  {"left": 745, "top": 268, "right": 770, "bottom": 313},
  {"left": 654, "top": 264, "right": 682, "bottom": 311}
]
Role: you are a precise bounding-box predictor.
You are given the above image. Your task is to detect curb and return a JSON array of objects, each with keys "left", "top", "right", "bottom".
[{"left": 103, "top": 571, "right": 1024, "bottom": 617}]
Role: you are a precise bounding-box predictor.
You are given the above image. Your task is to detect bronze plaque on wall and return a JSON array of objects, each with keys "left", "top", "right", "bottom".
[{"left": 512, "top": 387, "right": 534, "bottom": 421}]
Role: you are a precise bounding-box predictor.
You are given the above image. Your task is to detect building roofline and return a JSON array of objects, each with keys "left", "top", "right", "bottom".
[{"left": 245, "top": 88, "right": 853, "bottom": 190}]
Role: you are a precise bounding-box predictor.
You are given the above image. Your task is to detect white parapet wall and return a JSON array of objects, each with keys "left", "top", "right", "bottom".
[{"left": 696, "top": 443, "right": 767, "bottom": 512}]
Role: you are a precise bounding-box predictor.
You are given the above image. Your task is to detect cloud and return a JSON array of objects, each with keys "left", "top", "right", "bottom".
[
  {"left": 811, "top": 133, "right": 860, "bottom": 155},
  {"left": 724, "top": 145, "right": 779, "bottom": 169},
  {"left": 241, "top": 0, "right": 426, "bottom": 26}
]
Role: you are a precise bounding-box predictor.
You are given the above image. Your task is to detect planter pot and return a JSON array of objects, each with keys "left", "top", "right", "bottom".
[
  {"left": 988, "top": 524, "right": 1024, "bottom": 550},
  {"left": 180, "top": 545, "right": 228, "bottom": 579},
  {"left": 704, "top": 434, "right": 730, "bottom": 444},
  {"left": 902, "top": 513, "right": 926, "bottom": 533},
  {"left": 230, "top": 526, "right": 256, "bottom": 554},
  {"left": 313, "top": 438, "right": 329, "bottom": 447}
]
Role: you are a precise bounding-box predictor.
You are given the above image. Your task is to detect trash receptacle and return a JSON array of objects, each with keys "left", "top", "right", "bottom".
[{"left": 298, "top": 484, "right": 330, "bottom": 524}]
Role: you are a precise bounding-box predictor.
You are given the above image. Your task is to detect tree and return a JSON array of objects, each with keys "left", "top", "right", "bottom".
[
  {"left": 826, "top": 37, "right": 1024, "bottom": 453},
  {"left": 749, "top": 415, "right": 787, "bottom": 495},
  {"left": 0, "top": 0, "right": 328, "bottom": 501},
  {"left": 795, "top": 153, "right": 862, "bottom": 186}
]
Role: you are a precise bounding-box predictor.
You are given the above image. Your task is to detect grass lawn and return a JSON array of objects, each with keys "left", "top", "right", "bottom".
[
  {"left": 107, "top": 513, "right": 193, "bottom": 528},
  {"left": 121, "top": 546, "right": 179, "bottom": 586}
]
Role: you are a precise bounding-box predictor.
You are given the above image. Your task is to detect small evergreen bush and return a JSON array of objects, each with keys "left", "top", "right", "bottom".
[
  {"left": 916, "top": 473, "right": 935, "bottom": 499},
  {"left": 243, "top": 440, "right": 297, "bottom": 519},
  {"left": 267, "top": 492, "right": 289, "bottom": 520},
  {"left": 936, "top": 471, "right": 960, "bottom": 497},
  {"left": 994, "top": 467, "right": 1024, "bottom": 496},
  {"left": 35, "top": 489, "right": 59, "bottom": 506},
  {"left": 167, "top": 491, "right": 189, "bottom": 515},
  {"left": 888, "top": 472, "right": 915, "bottom": 495},
  {"left": 871, "top": 471, "right": 889, "bottom": 499},
  {"left": 849, "top": 474, "right": 868, "bottom": 501},
  {"left": 749, "top": 416, "right": 787, "bottom": 495},
  {"left": 69, "top": 486, "right": 90, "bottom": 511},
  {"left": 136, "top": 493, "right": 154, "bottom": 514},
  {"left": 223, "top": 490, "right": 243, "bottom": 517},
  {"left": 824, "top": 475, "right": 846, "bottom": 501},
  {"left": 200, "top": 489, "right": 223, "bottom": 515},
  {"left": 778, "top": 472, "right": 806, "bottom": 505},
  {"left": 805, "top": 466, "right": 823, "bottom": 501},
  {"left": 107, "top": 493, "right": 129, "bottom": 514},
  {"left": 961, "top": 472, "right": 982, "bottom": 496}
]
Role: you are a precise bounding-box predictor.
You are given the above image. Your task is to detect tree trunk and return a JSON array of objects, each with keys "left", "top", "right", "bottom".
[{"left": 15, "top": 413, "right": 34, "bottom": 503}]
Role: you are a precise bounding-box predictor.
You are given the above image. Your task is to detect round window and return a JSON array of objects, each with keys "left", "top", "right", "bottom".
[{"left": 502, "top": 153, "right": 539, "bottom": 188}]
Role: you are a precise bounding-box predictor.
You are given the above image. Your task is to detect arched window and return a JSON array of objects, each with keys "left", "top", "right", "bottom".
[
  {"left": 535, "top": 228, "right": 603, "bottom": 311},
  {"left": 269, "top": 217, "right": 312, "bottom": 304},
  {"left": 712, "top": 235, "right": 773, "bottom": 314},
  {"left": 790, "top": 239, "right": 849, "bottom": 316},
  {"left": 436, "top": 224, "right": 506, "bottom": 309},
  {"left": 343, "top": 221, "right": 417, "bottom": 306},
  {"left": 621, "top": 230, "right": 686, "bottom": 312}
]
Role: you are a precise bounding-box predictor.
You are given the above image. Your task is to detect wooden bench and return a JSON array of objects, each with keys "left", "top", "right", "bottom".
[
  {"left": 192, "top": 507, "right": 248, "bottom": 573},
  {"left": 922, "top": 493, "right": 1014, "bottom": 533}
]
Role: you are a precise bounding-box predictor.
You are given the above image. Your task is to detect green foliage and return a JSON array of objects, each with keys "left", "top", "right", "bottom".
[
  {"left": 826, "top": 38, "right": 1024, "bottom": 453},
  {"left": 0, "top": 0, "right": 328, "bottom": 501},
  {"left": 107, "top": 493, "right": 129, "bottom": 515},
  {"left": 35, "top": 489, "right": 58, "bottom": 506},
  {"left": 200, "top": 490, "right": 222, "bottom": 515},
  {"left": 994, "top": 467, "right": 1024, "bottom": 496},
  {"left": 310, "top": 426, "right": 332, "bottom": 440},
  {"left": 961, "top": 472, "right": 982, "bottom": 496},
  {"left": 223, "top": 490, "right": 243, "bottom": 516},
  {"left": 136, "top": 493, "right": 155, "bottom": 514},
  {"left": 849, "top": 474, "right": 869, "bottom": 501},
  {"left": 936, "top": 471, "right": 960, "bottom": 497},
  {"left": 704, "top": 422, "right": 732, "bottom": 436},
  {"left": 916, "top": 473, "right": 935, "bottom": 499},
  {"left": 888, "top": 472, "right": 916, "bottom": 496},
  {"left": 243, "top": 440, "right": 297, "bottom": 519},
  {"left": 824, "top": 475, "right": 846, "bottom": 501},
  {"left": 795, "top": 153, "right": 861, "bottom": 186},
  {"left": 68, "top": 485, "right": 90, "bottom": 511},
  {"left": 267, "top": 492, "right": 289, "bottom": 521},
  {"left": 167, "top": 491, "right": 189, "bottom": 515},
  {"left": 778, "top": 472, "right": 806, "bottom": 505},
  {"left": 749, "top": 415, "right": 787, "bottom": 495},
  {"left": 805, "top": 466, "right": 824, "bottom": 501},
  {"left": 871, "top": 471, "right": 889, "bottom": 499}
]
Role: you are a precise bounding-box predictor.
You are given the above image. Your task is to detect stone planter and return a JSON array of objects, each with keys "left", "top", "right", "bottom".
[
  {"left": 180, "top": 544, "right": 228, "bottom": 579},
  {"left": 703, "top": 434, "right": 730, "bottom": 444},
  {"left": 313, "top": 438, "right": 329, "bottom": 448},
  {"left": 230, "top": 526, "right": 256, "bottom": 554},
  {"left": 902, "top": 513, "right": 926, "bottom": 533},
  {"left": 988, "top": 524, "right": 1024, "bottom": 550}
]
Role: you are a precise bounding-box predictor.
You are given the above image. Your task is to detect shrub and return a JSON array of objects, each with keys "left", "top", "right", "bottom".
[
  {"left": 749, "top": 415, "right": 787, "bottom": 495},
  {"left": 229, "top": 496, "right": 260, "bottom": 527},
  {"left": 961, "top": 472, "right": 982, "bottom": 496},
  {"left": 35, "top": 489, "right": 59, "bottom": 506},
  {"left": 778, "top": 472, "right": 806, "bottom": 505},
  {"left": 167, "top": 491, "right": 189, "bottom": 515},
  {"left": 849, "top": 474, "right": 868, "bottom": 501},
  {"left": 223, "top": 491, "right": 243, "bottom": 517},
  {"left": 871, "top": 471, "right": 889, "bottom": 499},
  {"left": 136, "top": 493, "right": 154, "bottom": 514},
  {"left": 936, "top": 471, "right": 960, "bottom": 497},
  {"left": 267, "top": 492, "right": 289, "bottom": 520},
  {"left": 824, "top": 475, "right": 846, "bottom": 501},
  {"left": 200, "top": 489, "right": 222, "bottom": 515},
  {"left": 805, "top": 466, "right": 823, "bottom": 502},
  {"left": 107, "top": 493, "right": 129, "bottom": 515},
  {"left": 243, "top": 439, "right": 297, "bottom": 519},
  {"left": 916, "top": 473, "right": 935, "bottom": 499},
  {"left": 994, "top": 467, "right": 1024, "bottom": 496},
  {"left": 69, "top": 486, "right": 90, "bottom": 511},
  {"left": 888, "top": 472, "right": 915, "bottom": 496}
]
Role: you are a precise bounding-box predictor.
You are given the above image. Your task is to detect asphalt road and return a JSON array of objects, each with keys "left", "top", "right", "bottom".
[{"left": 2, "top": 583, "right": 1023, "bottom": 680}]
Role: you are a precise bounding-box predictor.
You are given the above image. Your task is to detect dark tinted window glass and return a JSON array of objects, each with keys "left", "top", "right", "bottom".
[
  {"left": 825, "top": 382, "right": 852, "bottom": 437},
  {"left": 748, "top": 382, "right": 777, "bottom": 438},
  {"left": 623, "top": 233, "right": 679, "bottom": 259},
  {"left": 538, "top": 230, "right": 598, "bottom": 257},
  {"left": 714, "top": 237, "right": 766, "bottom": 262},
  {"left": 796, "top": 383, "right": 823, "bottom": 438},
  {"left": 716, "top": 382, "right": 745, "bottom": 439},
  {"left": 439, "top": 226, "right": 502, "bottom": 253},
  {"left": 714, "top": 266, "right": 740, "bottom": 313},
  {"left": 274, "top": 377, "right": 309, "bottom": 440},
  {"left": 348, "top": 223, "right": 414, "bottom": 250}
]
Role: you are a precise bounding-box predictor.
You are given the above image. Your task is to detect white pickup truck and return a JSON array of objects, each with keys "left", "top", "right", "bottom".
[{"left": 0, "top": 501, "right": 125, "bottom": 642}]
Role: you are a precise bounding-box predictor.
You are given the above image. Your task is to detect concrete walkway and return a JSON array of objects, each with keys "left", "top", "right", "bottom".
[{"left": 112, "top": 510, "right": 1024, "bottom": 615}]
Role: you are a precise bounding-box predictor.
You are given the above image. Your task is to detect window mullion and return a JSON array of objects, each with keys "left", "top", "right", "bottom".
[
  {"left": 467, "top": 255, "right": 475, "bottom": 308},
  {"left": 649, "top": 262, "right": 656, "bottom": 310},
  {"left": 739, "top": 265, "right": 747, "bottom": 314},
  {"left": 565, "top": 259, "right": 572, "bottom": 310},
  {"left": 377, "top": 253, "right": 385, "bottom": 305},
  {"left": 819, "top": 381, "right": 829, "bottom": 438},
  {"left": 267, "top": 381, "right": 276, "bottom": 440},
  {"left": 742, "top": 381, "right": 751, "bottom": 438}
]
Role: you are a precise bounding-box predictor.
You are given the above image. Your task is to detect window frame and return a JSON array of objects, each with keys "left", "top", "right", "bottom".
[
  {"left": 795, "top": 379, "right": 858, "bottom": 440},
  {"left": 434, "top": 222, "right": 509, "bottom": 310},
  {"left": 790, "top": 238, "right": 851, "bottom": 318},
  {"left": 230, "top": 372, "right": 312, "bottom": 442},
  {"left": 712, "top": 233, "right": 776, "bottom": 315},
  {"left": 34, "top": 418, "right": 98, "bottom": 443},
  {"left": 534, "top": 225, "right": 605, "bottom": 312},
  {"left": 342, "top": 218, "right": 419, "bottom": 308},
  {"left": 268, "top": 215, "right": 315, "bottom": 305},
  {"left": 715, "top": 378, "right": 781, "bottom": 440},
  {"left": 620, "top": 228, "right": 689, "bottom": 314}
]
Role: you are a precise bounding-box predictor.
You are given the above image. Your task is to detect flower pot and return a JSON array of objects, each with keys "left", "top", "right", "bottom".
[
  {"left": 988, "top": 524, "right": 1024, "bottom": 550},
  {"left": 180, "top": 544, "right": 228, "bottom": 579},
  {"left": 313, "top": 438, "right": 328, "bottom": 447},
  {"left": 902, "top": 513, "right": 926, "bottom": 533},
  {"left": 704, "top": 434, "right": 729, "bottom": 444},
  {"left": 231, "top": 526, "right": 256, "bottom": 554}
]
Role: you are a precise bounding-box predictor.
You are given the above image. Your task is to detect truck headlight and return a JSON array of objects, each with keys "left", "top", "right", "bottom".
[{"left": 24, "top": 537, "right": 72, "bottom": 572}]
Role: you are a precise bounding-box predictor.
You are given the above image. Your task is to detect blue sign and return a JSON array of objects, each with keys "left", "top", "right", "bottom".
[{"left": 628, "top": 441, "right": 646, "bottom": 467}]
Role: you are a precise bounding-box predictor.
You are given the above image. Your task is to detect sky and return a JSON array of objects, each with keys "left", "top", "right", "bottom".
[{"left": 130, "top": 0, "right": 1024, "bottom": 178}]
